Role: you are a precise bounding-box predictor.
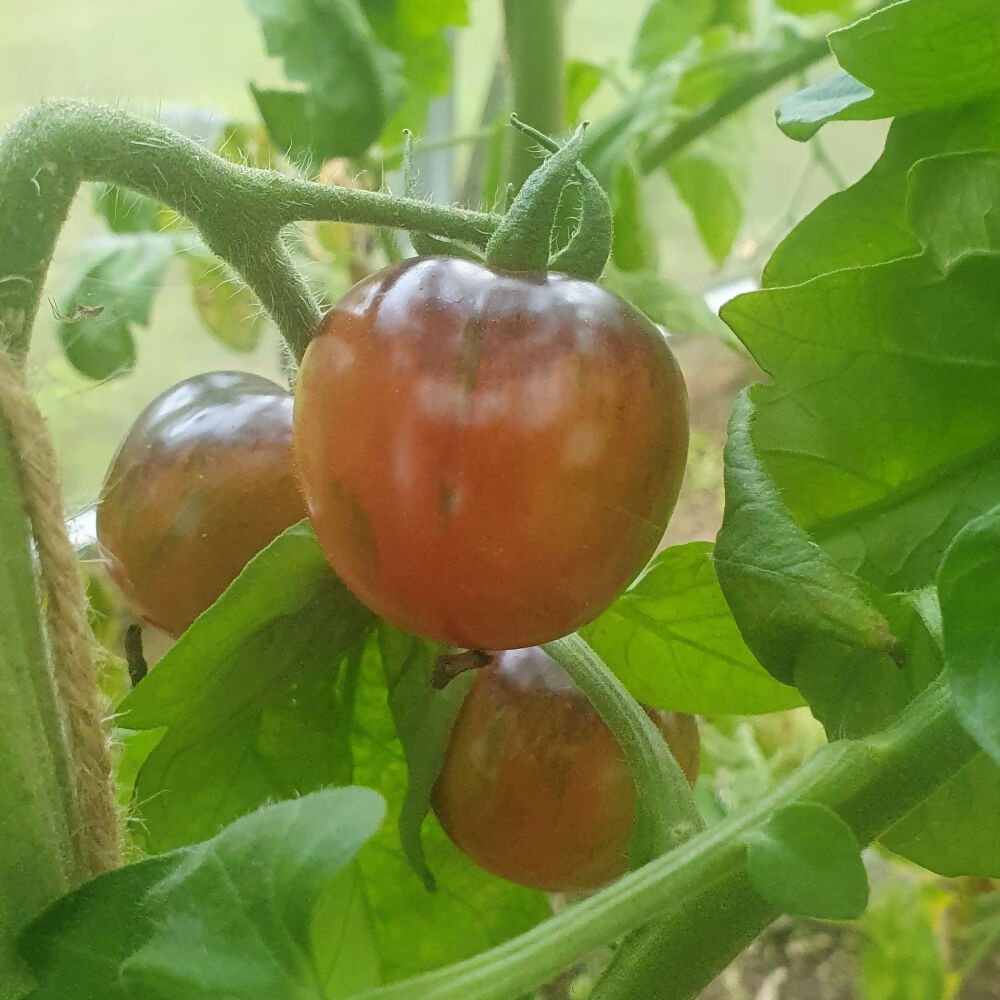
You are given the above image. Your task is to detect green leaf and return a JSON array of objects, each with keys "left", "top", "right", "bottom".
[
  {"left": 666, "top": 117, "right": 748, "bottom": 264},
  {"left": 121, "top": 789, "right": 385, "bottom": 999},
  {"left": 565, "top": 60, "right": 604, "bottom": 127},
  {"left": 609, "top": 160, "right": 654, "bottom": 273},
  {"left": 55, "top": 234, "right": 173, "bottom": 381},
  {"left": 939, "top": 506, "right": 1000, "bottom": 766},
  {"left": 582, "top": 541, "right": 804, "bottom": 714},
  {"left": 119, "top": 522, "right": 376, "bottom": 852},
  {"left": 601, "top": 267, "right": 734, "bottom": 342},
  {"left": 19, "top": 856, "right": 177, "bottom": 999},
  {"left": 245, "top": 0, "right": 394, "bottom": 158},
  {"left": 777, "top": 0, "right": 1000, "bottom": 139},
  {"left": 183, "top": 245, "right": 268, "bottom": 352},
  {"left": 882, "top": 754, "right": 1000, "bottom": 878},
  {"left": 775, "top": 0, "right": 851, "bottom": 13},
  {"left": 714, "top": 393, "right": 899, "bottom": 686},
  {"left": 744, "top": 802, "right": 869, "bottom": 920},
  {"left": 374, "top": 625, "right": 474, "bottom": 891},
  {"left": 351, "top": 637, "right": 550, "bottom": 982},
  {"left": 632, "top": 0, "right": 712, "bottom": 72},
  {"left": 765, "top": 95, "right": 1000, "bottom": 286}
]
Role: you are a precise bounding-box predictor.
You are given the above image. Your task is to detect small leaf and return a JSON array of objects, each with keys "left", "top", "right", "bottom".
[
  {"left": 939, "top": 505, "right": 1000, "bottom": 766},
  {"left": 581, "top": 541, "right": 804, "bottom": 715},
  {"left": 744, "top": 802, "right": 869, "bottom": 920},
  {"left": 92, "top": 184, "right": 162, "bottom": 234},
  {"left": 610, "top": 160, "right": 654, "bottom": 273},
  {"left": 119, "top": 522, "right": 376, "bottom": 851},
  {"left": 565, "top": 60, "right": 604, "bottom": 127},
  {"left": 183, "top": 246, "right": 268, "bottom": 352}
]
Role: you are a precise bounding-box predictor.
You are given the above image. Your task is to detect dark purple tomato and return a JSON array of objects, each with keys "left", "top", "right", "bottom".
[
  {"left": 97, "top": 371, "right": 306, "bottom": 637},
  {"left": 432, "top": 646, "right": 700, "bottom": 892},
  {"left": 294, "top": 256, "right": 689, "bottom": 650}
]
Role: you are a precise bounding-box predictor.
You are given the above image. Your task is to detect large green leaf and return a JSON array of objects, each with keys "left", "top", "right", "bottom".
[
  {"left": 119, "top": 522, "right": 376, "bottom": 852},
  {"left": 778, "top": 0, "right": 1000, "bottom": 139},
  {"left": 939, "top": 506, "right": 1000, "bottom": 767},
  {"left": 20, "top": 790, "right": 385, "bottom": 1000},
  {"left": 582, "top": 540, "right": 804, "bottom": 713},
  {"left": 765, "top": 95, "right": 1000, "bottom": 286}
]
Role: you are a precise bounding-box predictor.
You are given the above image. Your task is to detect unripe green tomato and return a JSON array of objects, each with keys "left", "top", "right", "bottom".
[
  {"left": 97, "top": 371, "right": 306, "bottom": 637},
  {"left": 432, "top": 646, "right": 700, "bottom": 892}
]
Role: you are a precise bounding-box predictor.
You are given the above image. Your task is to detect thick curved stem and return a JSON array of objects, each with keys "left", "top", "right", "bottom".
[
  {"left": 355, "top": 678, "right": 979, "bottom": 1000},
  {"left": 0, "top": 100, "right": 501, "bottom": 361}
]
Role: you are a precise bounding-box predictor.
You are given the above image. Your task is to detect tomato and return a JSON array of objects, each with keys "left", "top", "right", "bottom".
[
  {"left": 97, "top": 371, "right": 305, "bottom": 637},
  {"left": 431, "top": 646, "right": 700, "bottom": 892},
  {"left": 294, "top": 257, "right": 689, "bottom": 649}
]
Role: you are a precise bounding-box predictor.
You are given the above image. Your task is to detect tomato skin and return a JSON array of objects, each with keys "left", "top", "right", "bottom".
[
  {"left": 294, "top": 256, "right": 689, "bottom": 649},
  {"left": 96, "top": 371, "right": 306, "bottom": 637},
  {"left": 431, "top": 646, "right": 699, "bottom": 892}
]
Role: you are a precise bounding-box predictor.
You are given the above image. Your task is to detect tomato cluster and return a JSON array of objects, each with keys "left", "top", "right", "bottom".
[{"left": 98, "top": 256, "right": 692, "bottom": 892}]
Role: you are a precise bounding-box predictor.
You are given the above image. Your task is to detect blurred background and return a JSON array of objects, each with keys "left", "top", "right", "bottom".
[{"left": 3, "top": 1, "right": 997, "bottom": 997}]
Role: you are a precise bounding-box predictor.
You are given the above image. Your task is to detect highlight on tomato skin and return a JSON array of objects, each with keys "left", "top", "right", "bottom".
[
  {"left": 96, "top": 371, "right": 306, "bottom": 638},
  {"left": 431, "top": 645, "right": 700, "bottom": 893},
  {"left": 294, "top": 255, "right": 690, "bottom": 651}
]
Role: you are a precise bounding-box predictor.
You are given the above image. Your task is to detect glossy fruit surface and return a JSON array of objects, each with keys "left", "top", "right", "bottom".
[
  {"left": 294, "top": 256, "right": 689, "bottom": 649},
  {"left": 97, "top": 371, "right": 305, "bottom": 637},
  {"left": 431, "top": 646, "right": 700, "bottom": 892}
]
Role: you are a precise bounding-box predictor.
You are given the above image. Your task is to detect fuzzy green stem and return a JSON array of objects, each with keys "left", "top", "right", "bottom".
[
  {"left": 356, "top": 678, "right": 978, "bottom": 1000},
  {"left": 543, "top": 634, "right": 703, "bottom": 867},
  {"left": 502, "top": 0, "right": 565, "bottom": 191},
  {"left": 0, "top": 431, "right": 78, "bottom": 996},
  {"left": 0, "top": 100, "right": 501, "bottom": 362}
]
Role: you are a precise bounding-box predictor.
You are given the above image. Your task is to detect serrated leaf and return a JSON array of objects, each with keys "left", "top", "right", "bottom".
[
  {"left": 183, "top": 246, "right": 268, "bottom": 352},
  {"left": 765, "top": 95, "right": 1000, "bottom": 286},
  {"left": 632, "top": 0, "right": 712, "bottom": 72},
  {"left": 939, "top": 506, "right": 1000, "bottom": 767},
  {"left": 714, "top": 392, "right": 899, "bottom": 686},
  {"left": 666, "top": 117, "right": 748, "bottom": 264},
  {"left": 55, "top": 234, "right": 173, "bottom": 381},
  {"left": 777, "top": 0, "right": 1000, "bottom": 139},
  {"left": 581, "top": 541, "right": 804, "bottom": 714},
  {"left": 119, "top": 522, "right": 376, "bottom": 852},
  {"left": 744, "top": 803, "right": 869, "bottom": 920}
]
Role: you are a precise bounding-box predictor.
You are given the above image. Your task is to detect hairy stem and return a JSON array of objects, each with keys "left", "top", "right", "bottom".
[
  {"left": 502, "top": 0, "right": 565, "bottom": 191},
  {"left": 0, "top": 101, "right": 501, "bottom": 362},
  {"left": 356, "top": 678, "right": 979, "bottom": 1000}
]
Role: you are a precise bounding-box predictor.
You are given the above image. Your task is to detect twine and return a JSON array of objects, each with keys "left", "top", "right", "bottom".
[{"left": 0, "top": 349, "right": 118, "bottom": 878}]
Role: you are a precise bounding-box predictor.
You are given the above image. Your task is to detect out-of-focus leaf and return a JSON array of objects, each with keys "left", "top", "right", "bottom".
[
  {"left": 582, "top": 541, "right": 804, "bottom": 715},
  {"left": 92, "top": 185, "right": 161, "bottom": 235},
  {"left": 632, "top": 0, "right": 712, "bottom": 71},
  {"left": 565, "top": 59, "right": 604, "bottom": 127},
  {"left": 55, "top": 234, "right": 173, "bottom": 381},
  {"left": 777, "top": 0, "right": 1000, "bottom": 139},
  {"left": 183, "top": 246, "right": 268, "bottom": 352},
  {"left": 609, "top": 160, "right": 654, "bottom": 273}
]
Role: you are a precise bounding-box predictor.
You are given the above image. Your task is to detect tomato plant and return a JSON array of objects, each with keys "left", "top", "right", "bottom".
[
  {"left": 1, "top": 1, "right": 1000, "bottom": 1000},
  {"left": 295, "top": 256, "right": 688, "bottom": 650},
  {"left": 432, "top": 645, "right": 699, "bottom": 891},
  {"left": 97, "top": 371, "right": 305, "bottom": 637}
]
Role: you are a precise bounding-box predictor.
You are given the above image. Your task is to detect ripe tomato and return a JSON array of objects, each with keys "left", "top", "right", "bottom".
[
  {"left": 97, "top": 371, "right": 305, "bottom": 637},
  {"left": 431, "top": 646, "right": 700, "bottom": 892},
  {"left": 294, "top": 257, "right": 688, "bottom": 649}
]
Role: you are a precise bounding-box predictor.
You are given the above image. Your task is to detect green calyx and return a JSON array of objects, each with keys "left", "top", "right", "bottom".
[{"left": 485, "top": 119, "right": 613, "bottom": 280}]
